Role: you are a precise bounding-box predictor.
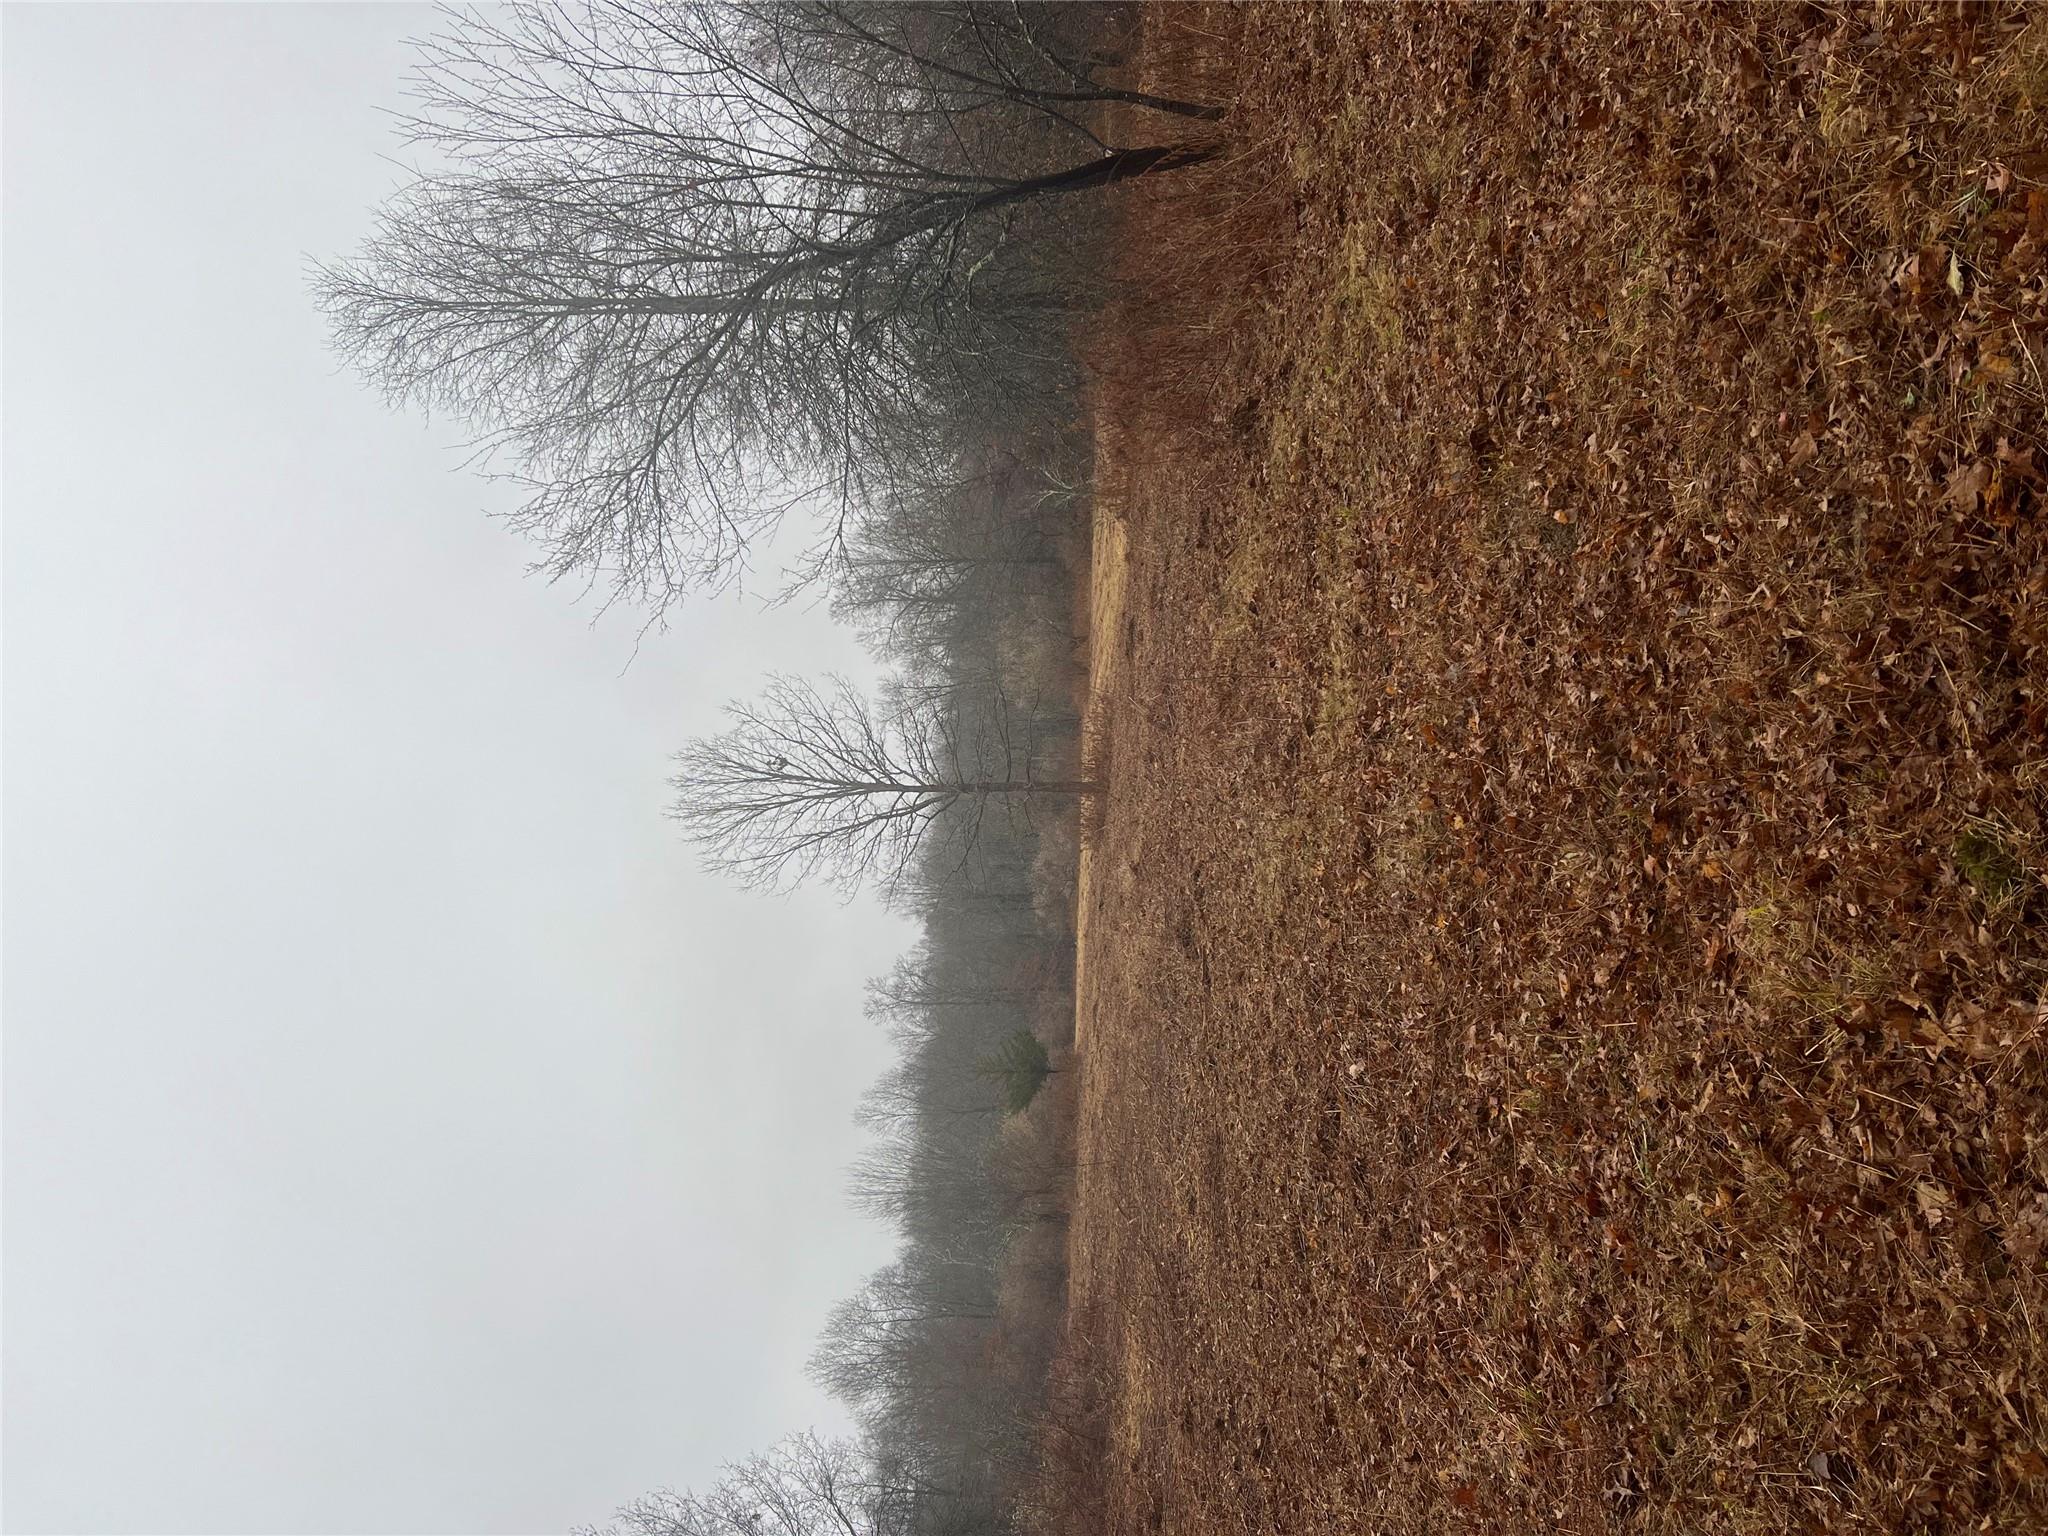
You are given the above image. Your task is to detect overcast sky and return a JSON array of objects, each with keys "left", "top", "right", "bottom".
[{"left": 3, "top": 7, "right": 910, "bottom": 1532}]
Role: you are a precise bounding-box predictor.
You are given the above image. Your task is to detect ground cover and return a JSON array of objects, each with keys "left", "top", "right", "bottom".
[{"left": 1054, "top": 5, "right": 2048, "bottom": 1531}]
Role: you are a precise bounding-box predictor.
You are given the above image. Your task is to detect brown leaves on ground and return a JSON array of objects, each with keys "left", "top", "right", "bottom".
[{"left": 1052, "top": 4, "right": 2048, "bottom": 1534}]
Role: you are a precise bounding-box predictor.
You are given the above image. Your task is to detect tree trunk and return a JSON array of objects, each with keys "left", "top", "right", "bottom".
[{"left": 960, "top": 140, "right": 1223, "bottom": 219}]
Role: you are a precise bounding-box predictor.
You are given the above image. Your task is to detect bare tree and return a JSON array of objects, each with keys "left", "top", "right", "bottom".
[
  {"left": 863, "top": 950, "right": 1059, "bottom": 1037},
  {"left": 856, "top": 1058, "right": 1006, "bottom": 1135},
  {"left": 882, "top": 874, "right": 1037, "bottom": 932},
  {"left": 671, "top": 673, "right": 1095, "bottom": 896},
  {"left": 830, "top": 446, "right": 1065, "bottom": 630},
  {"left": 317, "top": 1, "right": 1222, "bottom": 607},
  {"left": 575, "top": 1433, "right": 917, "bottom": 1536},
  {"left": 809, "top": 1259, "right": 999, "bottom": 1414}
]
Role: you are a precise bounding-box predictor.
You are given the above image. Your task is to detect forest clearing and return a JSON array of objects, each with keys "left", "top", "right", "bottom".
[
  {"left": 1049, "top": 5, "right": 2048, "bottom": 1534},
  {"left": 18, "top": 4, "right": 2048, "bottom": 1527}
]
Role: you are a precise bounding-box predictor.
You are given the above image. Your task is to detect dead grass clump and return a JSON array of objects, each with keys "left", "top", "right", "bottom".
[
  {"left": 984, "top": 1217, "right": 1070, "bottom": 1432},
  {"left": 992, "top": 1051, "right": 1078, "bottom": 1191},
  {"left": 1028, "top": 991, "right": 1075, "bottom": 1057},
  {"left": 996, "top": 1220, "right": 1070, "bottom": 1347},
  {"left": 1030, "top": 815, "right": 1082, "bottom": 939},
  {"left": 1016, "top": 1306, "right": 1114, "bottom": 1536},
  {"left": 1078, "top": 696, "right": 1112, "bottom": 849},
  {"left": 1956, "top": 818, "right": 2038, "bottom": 912},
  {"left": 985, "top": 1063, "right": 1082, "bottom": 1520}
]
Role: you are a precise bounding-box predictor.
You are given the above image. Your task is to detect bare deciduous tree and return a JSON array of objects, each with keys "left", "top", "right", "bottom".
[
  {"left": 864, "top": 942, "right": 1061, "bottom": 1025},
  {"left": 829, "top": 445, "right": 1067, "bottom": 643},
  {"left": 855, "top": 1059, "right": 1005, "bottom": 1135},
  {"left": 317, "top": 0, "right": 1221, "bottom": 606},
  {"left": 671, "top": 673, "right": 1094, "bottom": 896},
  {"left": 574, "top": 1433, "right": 915, "bottom": 1536},
  {"left": 809, "top": 1260, "right": 998, "bottom": 1417}
]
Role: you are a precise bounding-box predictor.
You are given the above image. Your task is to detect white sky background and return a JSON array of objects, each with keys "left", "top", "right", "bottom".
[{"left": 2, "top": 6, "right": 911, "bottom": 1532}]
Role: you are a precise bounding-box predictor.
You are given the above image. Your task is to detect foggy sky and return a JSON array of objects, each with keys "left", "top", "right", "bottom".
[{"left": 3, "top": 6, "right": 909, "bottom": 1532}]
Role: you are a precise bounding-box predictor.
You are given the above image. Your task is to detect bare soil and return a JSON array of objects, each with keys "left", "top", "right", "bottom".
[{"left": 1057, "top": 5, "right": 2048, "bottom": 1533}]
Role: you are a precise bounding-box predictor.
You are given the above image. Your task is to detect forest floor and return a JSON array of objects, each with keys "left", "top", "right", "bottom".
[{"left": 1059, "top": 5, "right": 2048, "bottom": 1533}]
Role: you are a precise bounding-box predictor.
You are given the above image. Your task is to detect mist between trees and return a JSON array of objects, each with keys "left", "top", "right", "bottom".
[{"left": 318, "top": 3, "right": 1226, "bottom": 1533}]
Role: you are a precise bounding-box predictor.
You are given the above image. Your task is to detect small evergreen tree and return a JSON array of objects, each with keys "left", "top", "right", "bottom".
[{"left": 979, "top": 1030, "right": 1054, "bottom": 1115}]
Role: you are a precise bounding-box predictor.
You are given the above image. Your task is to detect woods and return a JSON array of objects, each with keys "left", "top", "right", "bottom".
[{"left": 320, "top": 4, "right": 1216, "bottom": 1533}]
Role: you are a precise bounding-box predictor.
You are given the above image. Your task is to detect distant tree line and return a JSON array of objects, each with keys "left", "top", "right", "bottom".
[
  {"left": 765, "top": 408, "right": 1090, "bottom": 1534},
  {"left": 596, "top": 350, "right": 1094, "bottom": 1536}
]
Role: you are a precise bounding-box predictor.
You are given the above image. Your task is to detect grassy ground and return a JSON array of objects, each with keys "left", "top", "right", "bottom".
[
  {"left": 1056, "top": 4, "right": 2048, "bottom": 1532},
  {"left": 1070, "top": 423, "right": 1131, "bottom": 1036}
]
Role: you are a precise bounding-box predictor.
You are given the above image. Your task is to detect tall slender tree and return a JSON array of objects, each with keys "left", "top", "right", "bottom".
[{"left": 671, "top": 673, "right": 1095, "bottom": 896}]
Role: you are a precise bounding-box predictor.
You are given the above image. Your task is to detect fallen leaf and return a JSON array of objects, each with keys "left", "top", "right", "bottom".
[
  {"left": 1915, "top": 1179, "right": 1952, "bottom": 1226},
  {"left": 1945, "top": 460, "right": 1992, "bottom": 512}
]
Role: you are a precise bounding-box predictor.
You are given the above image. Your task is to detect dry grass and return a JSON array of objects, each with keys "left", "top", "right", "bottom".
[
  {"left": 1049, "top": 4, "right": 2048, "bottom": 1534},
  {"left": 1072, "top": 435, "right": 1132, "bottom": 1031}
]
